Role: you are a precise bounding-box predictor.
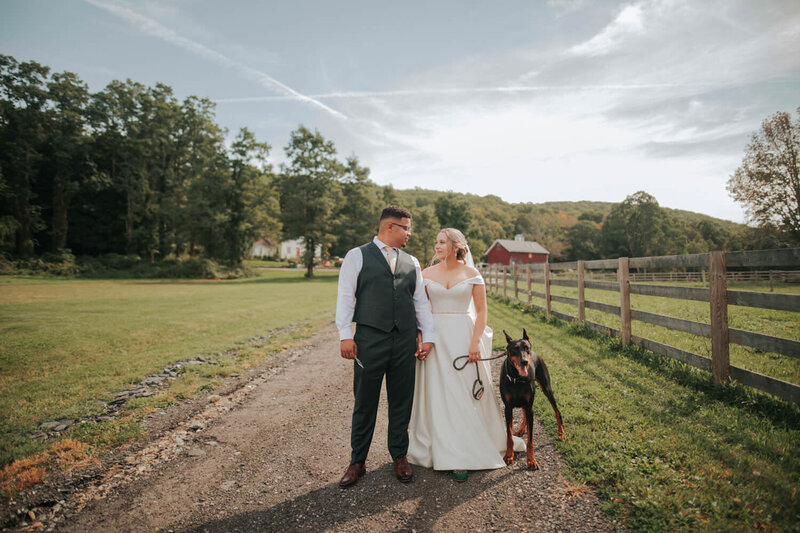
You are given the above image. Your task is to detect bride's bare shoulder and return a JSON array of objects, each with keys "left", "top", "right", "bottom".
[
  {"left": 422, "top": 263, "right": 440, "bottom": 278},
  {"left": 464, "top": 265, "right": 480, "bottom": 277}
]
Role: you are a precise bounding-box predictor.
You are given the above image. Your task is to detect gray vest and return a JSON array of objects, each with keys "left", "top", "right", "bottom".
[{"left": 352, "top": 242, "right": 417, "bottom": 333}]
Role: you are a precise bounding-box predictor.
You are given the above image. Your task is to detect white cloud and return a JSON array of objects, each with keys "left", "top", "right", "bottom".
[{"left": 569, "top": 3, "right": 646, "bottom": 56}]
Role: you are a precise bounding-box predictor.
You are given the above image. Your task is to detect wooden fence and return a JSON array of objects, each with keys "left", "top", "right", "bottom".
[
  {"left": 572, "top": 269, "right": 799, "bottom": 286},
  {"left": 479, "top": 248, "right": 800, "bottom": 404}
]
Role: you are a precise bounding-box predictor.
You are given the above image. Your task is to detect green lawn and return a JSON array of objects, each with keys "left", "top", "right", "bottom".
[
  {"left": 494, "top": 278, "right": 800, "bottom": 386},
  {"left": 0, "top": 270, "right": 339, "bottom": 467},
  {"left": 3, "top": 270, "right": 798, "bottom": 531},
  {"left": 488, "top": 295, "right": 800, "bottom": 532}
]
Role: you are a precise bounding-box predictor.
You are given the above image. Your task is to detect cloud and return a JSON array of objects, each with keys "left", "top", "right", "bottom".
[
  {"left": 569, "top": 3, "right": 646, "bottom": 56},
  {"left": 213, "top": 83, "right": 683, "bottom": 104},
  {"left": 83, "top": 0, "right": 346, "bottom": 119}
]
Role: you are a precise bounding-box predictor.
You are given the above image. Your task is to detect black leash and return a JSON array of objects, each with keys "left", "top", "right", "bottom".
[
  {"left": 452, "top": 352, "right": 507, "bottom": 371},
  {"left": 452, "top": 352, "right": 507, "bottom": 400}
]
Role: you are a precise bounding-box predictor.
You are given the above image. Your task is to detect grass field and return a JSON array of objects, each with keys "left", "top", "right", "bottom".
[
  {"left": 487, "top": 295, "right": 800, "bottom": 532},
  {"left": 491, "top": 278, "right": 800, "bottom": 386},
  {"left": 3, "top": 270, "right": 799, "bottom": 531},
  {"left": 0, "top": 270, "right": 339, "bottom": 468}
]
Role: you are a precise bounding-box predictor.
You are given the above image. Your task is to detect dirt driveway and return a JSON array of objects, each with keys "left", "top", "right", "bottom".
[{"left": 22, "top": 326, "right": 618, "bottom": 532}]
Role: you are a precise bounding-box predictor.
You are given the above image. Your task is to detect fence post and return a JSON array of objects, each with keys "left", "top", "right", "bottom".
[
  {"left": 710, "top": 251, "right": 731, "bottom": 384},
  {"left": 770, "top": 270, "right": 774, "bottom": 293},
  {"left": 545, "top": 262, "right": 552, "bottom": 318},
  {"left": 578, "top": 260, "right": 585, "bottom": 324},
  {"left": 513, "top": 262, "right": 519, "bottom": 301},
  {"left": 618, "top": 257, "right": 631, "bottom": 346},
  {"left": 503, "top": 264, "right": 508, "bottom": 300},
  {"left": 527, "top": 263, "right": 532, "bottom": 306}
]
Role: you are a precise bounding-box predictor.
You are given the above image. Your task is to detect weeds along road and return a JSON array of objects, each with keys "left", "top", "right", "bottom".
[{"left": 51, "top": 326, "right": 616, "bottom": 533}]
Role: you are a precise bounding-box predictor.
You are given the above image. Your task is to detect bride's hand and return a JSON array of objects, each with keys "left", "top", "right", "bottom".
[{"left": 468, "top": 341, "right": 481, "bottom": 363}]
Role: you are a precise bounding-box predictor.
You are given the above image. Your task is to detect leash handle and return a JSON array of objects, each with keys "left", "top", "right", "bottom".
[{"left": 452, "top": 351, "right": 506, "bottom": 371}]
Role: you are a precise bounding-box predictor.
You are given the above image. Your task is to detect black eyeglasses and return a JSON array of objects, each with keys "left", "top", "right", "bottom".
[{"left": 392, "top": 222, "right": 411, "bottom": 232}]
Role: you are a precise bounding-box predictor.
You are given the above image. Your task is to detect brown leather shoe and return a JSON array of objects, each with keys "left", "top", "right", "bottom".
[
  {"left": 393, "top": 456, "right": 413, "bottom": 483},
  {"left": 338, "top": 463, "right": 365, "bottom": 488}
]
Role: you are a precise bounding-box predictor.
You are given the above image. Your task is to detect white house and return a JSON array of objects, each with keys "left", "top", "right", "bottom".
[
  {"left": 252, "top": 237, "right": 323, "bottom": 260},
  {"left": 251, "top": 238, "right": 278, "bottom": 258}
]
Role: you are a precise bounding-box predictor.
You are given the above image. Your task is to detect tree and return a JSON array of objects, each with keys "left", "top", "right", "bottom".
[
  {"left": 601, "top": 191, "right": 682, "bottom": 258},
  {"left": 435, "top": 193, "right": 472, "bottom": 232},
  {"left": 0, "top": 55, "right": 49, "bottom": 256},
  {"left": 403, "top": 204, "right": 439, "bottom": 266},
  {"left": 178, "top": 96, "right": 228, "bottom": 257},
  {"left": 88, "top": 79, "right": 148, "bottom": 256},
  {"left": 330, "top": 156, "right": 382, "bottom": 257},
  {"left": 727, "top": 108, "right": 800, "bottom": 243},
  {"left": 515, "top": 210, "right": 567, "bottom": 260},
  {"left": 578, "top": 211, "right": 603, "bottom": 223},
  {"left": 0, "top": 171, "right": 18, "bottom": 251},
  {"left": 43, "top": 71, "right": 95, "bottom": 252},
  {"left": 193, "top": 128, "right": 278, "bottom": 266},
  {"left": 277, "top": 126, "right": 343, "bottom": 278},
  {"left": 565, "top": 220, "right": 601, "bottom": 261}
]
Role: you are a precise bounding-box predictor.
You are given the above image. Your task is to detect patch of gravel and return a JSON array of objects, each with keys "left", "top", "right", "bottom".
[{"left": 4, "top": 325, "right": 621, "bottom": 533}]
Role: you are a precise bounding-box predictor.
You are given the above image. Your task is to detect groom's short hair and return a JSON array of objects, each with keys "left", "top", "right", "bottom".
[{"left": 380, "top": 205, "right": 412, "bottom": 221}]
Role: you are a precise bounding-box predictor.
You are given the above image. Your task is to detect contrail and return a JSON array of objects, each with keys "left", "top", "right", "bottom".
[
  {"left": 84, "top": 0, "right": 346, "bottom": 120},
  {"left": 213, "top": 83, "right": 686, "bottom": 103}
]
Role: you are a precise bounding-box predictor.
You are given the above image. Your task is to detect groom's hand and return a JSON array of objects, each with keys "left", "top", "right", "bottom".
[
  {"left": 340, "top": 339, "right": 357, "bottom": 360},
  {"left": 416, "top": 342, "right": 433, "bottom": 361}
]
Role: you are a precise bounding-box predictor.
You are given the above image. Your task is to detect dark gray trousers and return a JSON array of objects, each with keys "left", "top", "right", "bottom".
[{"left": 350, "top": 324, "right": 417, "bottom": 464}]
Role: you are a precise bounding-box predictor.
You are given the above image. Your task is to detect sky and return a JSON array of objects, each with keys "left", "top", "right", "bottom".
[{"left": 2, "top": 0, "right": 799, "bottom": 223}]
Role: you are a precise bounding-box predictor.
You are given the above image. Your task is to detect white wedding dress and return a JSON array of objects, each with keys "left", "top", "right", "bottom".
[{"left": 407, "top": 275, "right": 525, "bottom": 470}]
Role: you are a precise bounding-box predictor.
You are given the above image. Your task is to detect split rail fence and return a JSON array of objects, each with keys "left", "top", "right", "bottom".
[{"left": 479, "top": 248, "right": 800, "bottom": 404}]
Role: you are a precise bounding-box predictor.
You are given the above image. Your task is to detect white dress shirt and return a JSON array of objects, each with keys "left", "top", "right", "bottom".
[{"left": 336, "top": 236, "right": 435, "bottom": 344}]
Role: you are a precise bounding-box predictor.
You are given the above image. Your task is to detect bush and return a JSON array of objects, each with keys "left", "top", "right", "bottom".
[
  {"left": 78, "top": 255, "right": 223, "bottom": 279},
  {"left": 0, "top": 251, "right": 80, "bottom": 276},
  {"left": 0, "top": 253, "right": 250, "bottom": 279}
]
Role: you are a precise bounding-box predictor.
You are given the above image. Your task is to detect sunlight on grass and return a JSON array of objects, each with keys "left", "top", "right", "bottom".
[
  {"left": 488, "top": 295, "right": 800, "bottom": 532},
  {"left": 0, "top": 270, "right": 338, "bottom": 466}
]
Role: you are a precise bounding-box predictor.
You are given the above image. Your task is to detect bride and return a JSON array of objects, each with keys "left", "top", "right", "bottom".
[{"left": 407, "top": 228, "right": 524, "bottom": 481}]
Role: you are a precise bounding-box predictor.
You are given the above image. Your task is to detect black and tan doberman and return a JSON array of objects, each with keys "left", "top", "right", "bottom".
[{"left": 499, "top": 329, "right": 565, "bottom": 470}]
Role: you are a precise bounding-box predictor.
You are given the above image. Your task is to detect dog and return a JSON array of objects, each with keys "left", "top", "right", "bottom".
[{"left": 499, "top": 329, "right": 565, "bottom": 470}]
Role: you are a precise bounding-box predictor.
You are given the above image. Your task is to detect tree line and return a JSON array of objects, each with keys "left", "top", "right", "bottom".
[
  {"left": 1, "top": 55, "right": 283, "bottom": 266},
  {"left": 2, "top": 54, "right": 795, "bottom": 277}
]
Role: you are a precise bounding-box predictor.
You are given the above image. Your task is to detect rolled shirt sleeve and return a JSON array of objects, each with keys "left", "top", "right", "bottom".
[
  {"left": 410, "top": 255, "right": 435, "bottom": 344},
  {"left": 335, "top": 248, "right": 362, "bottom": 341}
]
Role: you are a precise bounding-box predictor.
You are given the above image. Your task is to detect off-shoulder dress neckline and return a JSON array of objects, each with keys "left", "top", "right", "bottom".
[{"left": 424, "top": 275, "right": 482, "bottom": 290}]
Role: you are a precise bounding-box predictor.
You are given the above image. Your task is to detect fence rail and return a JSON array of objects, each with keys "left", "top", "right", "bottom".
[{"left": 480, "top": 248, "right": 800, "bottom": 404}]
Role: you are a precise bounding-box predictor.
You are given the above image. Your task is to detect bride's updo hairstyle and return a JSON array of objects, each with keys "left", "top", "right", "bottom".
[{"left": 439, "top": 228, "right": 470, "bottom": 263}]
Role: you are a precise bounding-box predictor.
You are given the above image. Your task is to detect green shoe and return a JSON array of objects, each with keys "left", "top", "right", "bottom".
[{"left": 453, "top": 469, "right": 468, "bottom": 482}]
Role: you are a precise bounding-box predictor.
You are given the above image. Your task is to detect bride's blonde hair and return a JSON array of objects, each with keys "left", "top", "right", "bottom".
[{"left": 432, "top": 228, "right": 470, "bottom": 265}]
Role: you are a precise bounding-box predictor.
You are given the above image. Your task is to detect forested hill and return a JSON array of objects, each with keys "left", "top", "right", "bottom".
[
  {"left": 390, "top": 187, "right": 780, "bottom": 265},
  {"left": 2, "top": 54, "right": 790, "bottom": 272}
]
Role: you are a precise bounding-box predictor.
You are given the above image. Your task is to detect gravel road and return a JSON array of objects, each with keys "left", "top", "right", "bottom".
[{"left": 22, "top": 325, "right": 619, "bottom": 532}]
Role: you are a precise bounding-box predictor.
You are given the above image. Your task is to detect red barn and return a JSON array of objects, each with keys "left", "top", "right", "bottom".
[{"left": 486, "top": 238, "right": 549, "bottom": 265}]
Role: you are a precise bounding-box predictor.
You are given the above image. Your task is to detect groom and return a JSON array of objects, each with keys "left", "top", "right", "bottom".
[{"left": 336, "top": 205, "right": 435, "bottom": 488}]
